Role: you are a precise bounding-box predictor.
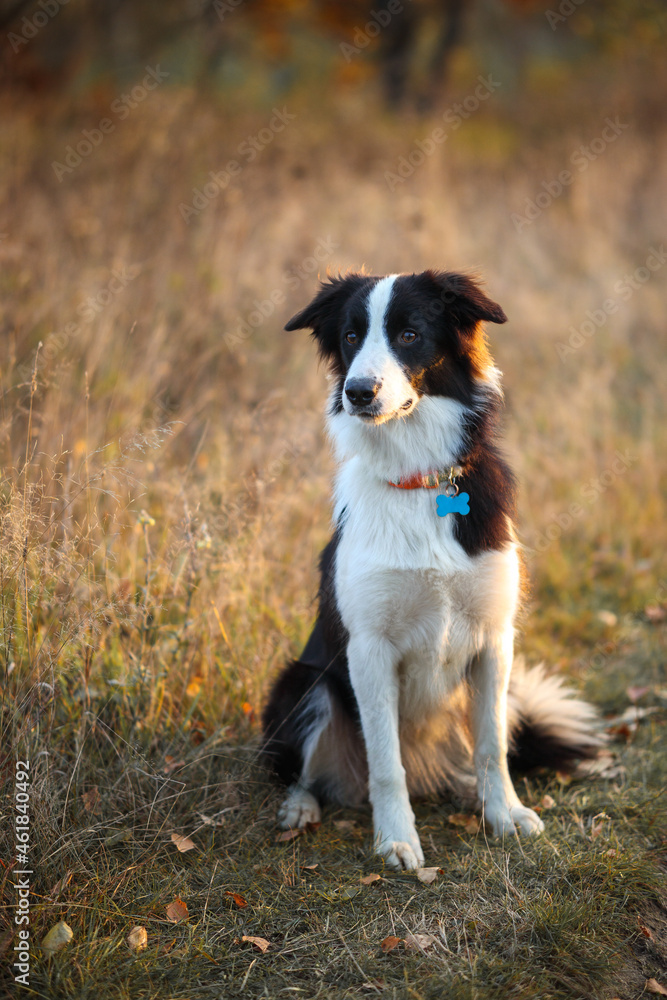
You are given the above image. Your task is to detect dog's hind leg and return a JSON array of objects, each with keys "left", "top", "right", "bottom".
[
  {"left": 262, "top": 661, "right": 329, "bottom": 826},
  {"left": 276, "top": 685, "right": 331, "bottom": 829},
  {"left": 263, "top": 657, "right": 367, "bottom": 828},
  {"left": 278, "top": 785, "right": 322, "bottom": 829}
]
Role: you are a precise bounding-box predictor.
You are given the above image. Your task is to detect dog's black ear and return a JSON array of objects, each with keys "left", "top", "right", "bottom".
[
  {"left": 285, "top": 273, "right": 371, "bottom": 358},
  {"left": 426, "top": 270, "right": 507, "bottom": 330}
]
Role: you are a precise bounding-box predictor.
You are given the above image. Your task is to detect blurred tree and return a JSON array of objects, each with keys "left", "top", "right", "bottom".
[{"left": 0, "top": 0, "right": 664, "bottom": 106}]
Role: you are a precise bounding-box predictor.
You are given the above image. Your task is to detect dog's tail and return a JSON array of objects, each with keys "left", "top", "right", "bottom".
[{"left": 507, "top": 658, "right": 606, "bottom": 772}]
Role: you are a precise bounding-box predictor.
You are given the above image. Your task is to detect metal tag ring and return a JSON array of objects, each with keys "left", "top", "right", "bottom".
[{"left": 444, "top": 482, "right": 459, "bottom": 497}]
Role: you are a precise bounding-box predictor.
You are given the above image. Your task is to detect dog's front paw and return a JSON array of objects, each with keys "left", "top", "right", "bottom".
[
  {"left": 375, "top": 820, "right": 424, "bottom": 870},
  {"left": 484, "top": 801, "right": 544, "bottom": 838},
  {"left": 378, "top": 838, "right": 425, "bottom": 871},
  {"left": 278, "top": 785, "right": 321, "bottom": 829},
  {"left": 509, "top": 804, "right": 545, "bottom": 836}
]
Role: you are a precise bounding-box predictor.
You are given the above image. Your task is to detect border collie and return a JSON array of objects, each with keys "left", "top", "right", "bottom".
[{"left": 262, "top": 269, "right": 602, "bottom": 870}]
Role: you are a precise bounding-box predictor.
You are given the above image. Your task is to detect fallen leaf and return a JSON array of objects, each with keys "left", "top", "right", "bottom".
[
  {"left": 404, "top": 933, "right": 437, "bottom": 951},
  {"left": 606, "top": 706, "right": 659, "bottom": 733},
  {"left": 448, "top": 813, "right": 480, "bottom": 833},
  {"left": 607, "top": 723, "right": 634, "bottom": 742},
  {"left": 334, "top": 820, "right": 356, "bottom": 831},
  {"left": 448, "top": 813, "right": 471, "bottom": 827},
  {"left": 165, "top": 898, "right": 188, "bottom": 923},
  {"left": 597, "top": 610, "right": 618, "bottom": 627},
  {"left": 41, "top": 921, "right": 73, "bottom": 955},
  {"left": 361, "top": 873, "right": 382, "bottom": 885},
  {"left": 638, "top": 916, "right": 654, "bottom": 940},
  {"left": 416, "top": 867, "right": 443, "bottom": 884},
  {"left": 170, "top": 833, "right": 196, "bottom": 853},
  {"left": 127, "top": 925, "right": 148, "bottom": 951},
  {"left": 337, "top": 885, "right": 363, "bottom": 900},
  {"left": 590, "top": 812, "right": 611, "bottom": 840},
  {"left": 645, "top": 604, "right": 667, "bottom": 623},
  {"left": 82, "top": 786, "right": 101, "bottom": 814},
  {"left": 380, "top": 935, "right": 401, "bottom": 953},
  {"left": 241, "top": 935, "right": 270, "bottom": 953},
  {"left": 541, "top": 795, "right": 556, "bottom": 809},
  {"left": 275, "top": 828, "right": 301, "bottom": 842},
  {"left": 555, "top": 771, "right": 572, "bottom": 785},
  {"left": 302, "top": 863, "right": 319, "bottom": 870},
  {"left": 647, "top": 979, "right": 667, "bottom": 996},
  {"left": 627, "top": 685, "right": 651, "bottom": 703},
  {"left": 198, "top": 812, "right": 226, "bottom": 827},
  {"left": 606, "top": 849, "right": 618, "bottom": 857},
  {"left": 225, "top": 891, "right": 248, "bottom": 909},
  {"left": 104, "top": 828, "right": 133, "bottom": 846}
]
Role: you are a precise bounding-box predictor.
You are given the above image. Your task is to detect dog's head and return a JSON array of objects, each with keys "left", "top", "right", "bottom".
[{"left": 285, "top": 270, "right": 506, "bottom": 425}]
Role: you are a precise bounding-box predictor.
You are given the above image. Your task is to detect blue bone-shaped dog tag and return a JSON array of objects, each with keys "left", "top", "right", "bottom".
[{"left": 436, "top": 492, "right": 470, "bottom": 517}]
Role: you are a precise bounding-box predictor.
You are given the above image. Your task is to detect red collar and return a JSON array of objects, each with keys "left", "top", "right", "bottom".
[{"left": 388, "top": 465, "right": 464, "bottom": 490}]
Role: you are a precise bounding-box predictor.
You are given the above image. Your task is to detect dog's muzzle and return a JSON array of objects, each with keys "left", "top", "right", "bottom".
[{"left": 344, "top": 377, "right": 382, "bottom": 409}]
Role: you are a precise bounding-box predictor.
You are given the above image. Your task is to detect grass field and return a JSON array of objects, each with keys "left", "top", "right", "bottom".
[{"left": 1, "top": 55, "right": 667, "bottom": 999}]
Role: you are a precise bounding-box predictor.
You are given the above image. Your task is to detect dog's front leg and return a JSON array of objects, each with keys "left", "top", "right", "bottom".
[
  {"left": 470, "top": 630, "right": 544, "bottom": 838},
  {"left": 347, "top": 635, "right": 424, "bottom": 870}
]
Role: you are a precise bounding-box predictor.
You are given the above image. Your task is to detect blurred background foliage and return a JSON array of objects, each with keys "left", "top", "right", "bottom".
[{"left": 1, "top": 0, "right": 666, "bottom": 111}]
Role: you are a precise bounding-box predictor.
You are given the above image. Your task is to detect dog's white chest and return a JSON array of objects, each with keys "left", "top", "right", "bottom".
[{"left": 334, "top": 464, "right": 519, "bottom": 717}]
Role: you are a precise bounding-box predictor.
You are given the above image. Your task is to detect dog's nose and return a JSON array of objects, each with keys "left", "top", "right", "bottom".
[{"left": 345, "top": 378, "right": 381, "bottom": 406}]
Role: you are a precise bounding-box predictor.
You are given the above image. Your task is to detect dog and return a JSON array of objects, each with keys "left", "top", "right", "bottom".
[{"left": 262, "top": 269, "right": 602, "bottom": 870}]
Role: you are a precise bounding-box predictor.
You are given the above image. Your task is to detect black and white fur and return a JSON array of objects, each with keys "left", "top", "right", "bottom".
[{"left": 262, "top": 270, "right": 602, "bottom": 871}]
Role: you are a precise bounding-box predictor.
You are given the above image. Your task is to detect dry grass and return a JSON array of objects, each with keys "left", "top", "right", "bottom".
[{"left": 1, "top": 56, "right": 666, "bottom": 999}]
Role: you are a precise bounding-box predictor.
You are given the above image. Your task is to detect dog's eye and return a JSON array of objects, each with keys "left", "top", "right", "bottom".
[
  {"left": 400, "top": 330, "right": 418, "bottom": 344},
  {"left": 344, "top": 331, "right": 358, "bottom": 345}
]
